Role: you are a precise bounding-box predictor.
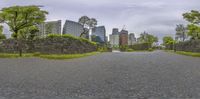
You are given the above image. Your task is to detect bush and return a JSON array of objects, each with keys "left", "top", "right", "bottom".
[
  {"left": 120, "top": 45, "right": 129, "bottom": 52},
  {"left": 148, "top": 48, "right": 153, "bottom": 51},
  {"left": 130, "top": 43, "right": 151, "bottom": 50}
]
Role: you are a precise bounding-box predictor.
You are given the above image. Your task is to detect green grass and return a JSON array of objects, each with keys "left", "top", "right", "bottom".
[
  {"left": 0, "top": 53, "right": 33, "bottom": 58},
  {"left": 175, "top": 51, "right": 200, "bottom": 57},
  {"left": 0, "top": 52, "right": 99, "bottom": 59},
  {"left": 39, "top": 52, "right": 99, "bottom": 60},
  {"left": 165, "top": 50, "right": 200, "bottom": 57}
]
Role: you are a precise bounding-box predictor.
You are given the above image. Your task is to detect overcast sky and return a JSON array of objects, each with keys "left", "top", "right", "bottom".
[{"left": 1, "top": 0, "right": 200, "bottom": 40}]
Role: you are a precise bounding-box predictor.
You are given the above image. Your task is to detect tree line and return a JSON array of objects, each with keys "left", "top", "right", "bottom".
[{"left": 163, "top": 10, "right": 200, "bottom": 49}]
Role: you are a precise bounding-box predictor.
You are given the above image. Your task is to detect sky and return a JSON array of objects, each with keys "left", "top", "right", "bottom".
[{"left": 0, "top": 0, "right": 200, "bottom": 41}]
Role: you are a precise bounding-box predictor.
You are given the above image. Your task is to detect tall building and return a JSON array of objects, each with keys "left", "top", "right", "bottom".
[
  {"left": 37, "top": 20, "right": 62, "bottom": 37},
  {"left": 109, "top": 34, "right": 119, "bottom": 47},
  {"left": 128, "top": 33, "right": 137, "bottom": 45},
  {"left": 92, "top": 26, "right": 106, "bottom": 43},
  {"left": 63, "top": 20, "right": 84, "bottom": 37},
  {"left": 119, "top": 30, "right": 128, "bottom": 46},
  {"left": 112, "top": 28, "right": 119, "bottom": 35}
]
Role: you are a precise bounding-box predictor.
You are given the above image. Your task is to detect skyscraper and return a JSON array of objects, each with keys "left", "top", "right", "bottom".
[
  {"left": 92, "top": 26, "right": 106, "bottom": 43},
  {"left": 112, "top": 28, "right": 119, "bottom": 35},
  {"left": 37, "top": 20, "right": 62, "bottom": 37},
  {"left": 109, "top": 34, "right": 119, "bottom": 47},
  {"left": 63, "top": 20, "right": 84, "bottom": 37},
  {"left": 119, "top": 30, "right": 128, "bottom": 46}
]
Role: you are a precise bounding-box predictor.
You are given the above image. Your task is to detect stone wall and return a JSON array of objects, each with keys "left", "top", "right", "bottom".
[
  {"left": 175, "top": 40, "right": 200, "bottom": 52},
  {"left": 0, "top": 36, "right": 97, "bottom": 54}
]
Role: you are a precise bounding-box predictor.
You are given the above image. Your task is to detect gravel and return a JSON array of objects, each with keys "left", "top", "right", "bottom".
[{"left": 0, "top": 51, "right": 200, "bottom": 99}]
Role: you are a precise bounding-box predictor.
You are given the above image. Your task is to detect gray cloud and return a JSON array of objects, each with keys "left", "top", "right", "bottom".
[{"left": 1, "top": 0, "right": 200, "bottom": 42}]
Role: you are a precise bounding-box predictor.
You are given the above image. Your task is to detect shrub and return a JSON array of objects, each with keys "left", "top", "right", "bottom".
[
  {"left": 148, "top": 48, "right": 153, "bottom": 51},
  {"left": 130, "top": 43, "right": 151, "bottom": 50},
  {"left": 120, "top": 45, "right": 129, "bottom": 52}
]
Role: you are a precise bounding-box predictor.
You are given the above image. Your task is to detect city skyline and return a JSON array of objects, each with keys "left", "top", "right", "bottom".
[{"left": 0, "top": 0, "right": 200, "bottom": 41}]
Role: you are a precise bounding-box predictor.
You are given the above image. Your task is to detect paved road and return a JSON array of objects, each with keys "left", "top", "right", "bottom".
[{"left": 0, "top": 51, "right": 200, "bottom": 99}]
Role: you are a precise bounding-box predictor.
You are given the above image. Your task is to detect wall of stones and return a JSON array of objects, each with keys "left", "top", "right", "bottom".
[
  {"left": 175, "top": 40, "right": 200, "bottom": 52},
  {"left": 0, "top": 37, "right": 97, "bottom": 54}
]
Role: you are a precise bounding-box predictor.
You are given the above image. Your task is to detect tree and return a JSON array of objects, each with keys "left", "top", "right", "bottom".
[
  {"left": 79, "top": 16, "right": 90, "bottom": 38},
  {"left": 18, "top": 25, "right": 39, "bottom": 40},
  {"left": 163, "top": 36, "right": 174, "bottom": 46},
  {"left": 88, "top": 18, "right": 97, "bottom": 29},
  {"left": 187, "top": 24, "right": 200, "bottom": 39},
  {"left": 78, "top": 16, "right": 90, "bottom": 27},
  {"left": 0, "top": 5, "right": 48, "bottom": 56},
  {"left": 78, "top": 16, "right": 97, "bottom": 40},
  {"left": 183, "top": 10, "right": 200, "bottom": 39},
  {"left": 138, "top": 32, "right": 158, "bottom": 45},
  {"left": 0, "top": 25, "right": 6, "bottom": 40},
  {"left": 175, "top": 24, "right": 187, "bottom": 41},
  {"left": 183, "top": 10, "right": 200, "bottom": 25}
]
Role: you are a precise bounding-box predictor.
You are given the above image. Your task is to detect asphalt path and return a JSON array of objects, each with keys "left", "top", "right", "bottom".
[{"left": 0, "top": 51, "right": 200, "bottom": 99}]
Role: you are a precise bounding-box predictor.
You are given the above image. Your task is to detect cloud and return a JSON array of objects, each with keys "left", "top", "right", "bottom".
[{"left": 1, "top": 0, "right": 200, "bottom": 42}]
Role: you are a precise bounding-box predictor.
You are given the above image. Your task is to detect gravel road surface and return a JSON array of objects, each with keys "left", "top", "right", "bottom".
[{"left": 0, "top": 51, "right": 200, "bottom": 99}]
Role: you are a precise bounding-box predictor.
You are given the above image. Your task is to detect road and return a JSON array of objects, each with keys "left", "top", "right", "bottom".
[{"left": 0, "top": 51, "right": 200, "bottom": 99}]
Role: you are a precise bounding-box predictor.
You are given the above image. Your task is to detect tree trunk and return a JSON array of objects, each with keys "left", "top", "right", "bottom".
[{"left": 18, "top": 39, "right": 22, "bottom": 57}]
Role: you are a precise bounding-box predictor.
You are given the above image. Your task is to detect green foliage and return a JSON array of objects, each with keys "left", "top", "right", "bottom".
[
  {"left": 78, "top": 16, "right": 97, "bottom": 37},
  {"left": 127, "top": 48, "right": 134, "bottom": 52},
  {"left": 138, "top": 32, "right": 158, "bottom": 45},
  {"left": 163, "top": 36, "right": 174, "bottom": 45},
  {"left": 168, "top": 51, "right": 200, "bottom": 57},
  {"left": 148, "top": 48, "right": 153, "bottom": 52},
  {"left": 187, "top": 24, "right": 200, "bottom": 39},
  {"left": 18, "top": 25, "right": 39, "bottom": 40},
  {"left": 0, "top": 25, "right": 6, "bottom": 40},
  {"left": 39, "top": 52, "right": 99, "bottom": 60},
  {"left": 0, "top": 5, "right": 48, "bottom": 39},
  {"left": 0, "top": 52, "right": 99, "bottom": 59},
  {"left": 47, "top": 34, "right": 97, "bottom": 46},
  {"left": 0, "top": 53, "right": 33, "bottom": 58},
  {"left": 162, "top": 36, "right": 174, "bottom": 50},
  {"left": 183, "top": 10, "right": 200, "bottom": 24},
  {"left": 183, "top": 10, "right": 200, "bottom": 39},
  {"left": 120, "top": 45, "right": 129, "bottom": 52},
  {"left": 130, "top": 43, "right": 151, "bottom": 50}
]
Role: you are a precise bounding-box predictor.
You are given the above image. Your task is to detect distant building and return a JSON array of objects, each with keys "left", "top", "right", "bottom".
[
  {"left": 109, "top": 34, "right": 119, "bottom": 47},
  {"left": 119, "top": 30, "right": 128, "bottom": 46},
  {"left": 112, "top": 28, "right": 119, "bottom": 35},
  {"left": 92, "top": 26, "right": 106, "bottom": 43},
  {"left": 63, "top": 20, "right": 84, "bottom": 37},
  {"left": 128, "top": 33, "right": 137, "bottom": 45},
  {"left": 37, "top": 20, "right": 62, "bottom": 37}
]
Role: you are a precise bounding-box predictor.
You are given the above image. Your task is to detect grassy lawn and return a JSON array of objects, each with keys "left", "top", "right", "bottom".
[
  {"left": 166, "top": 50, "right": 200, "bottom": 57},
  {"left": 0, "top": 52, "right": 100, "bottom": 59},
  {"left": 39, "top": 52, "right": 99, "bottom": 60}
]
